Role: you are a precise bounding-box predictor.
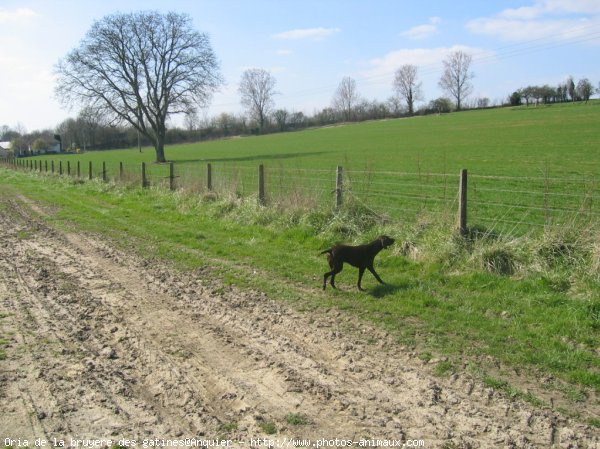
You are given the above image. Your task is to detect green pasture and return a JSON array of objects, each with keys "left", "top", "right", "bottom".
[
  {"left": 27, "top": 102, "right": 600, "bottom": 235},
  {"left": 37, "top": 101, "right": 599, "bottom": 174}
]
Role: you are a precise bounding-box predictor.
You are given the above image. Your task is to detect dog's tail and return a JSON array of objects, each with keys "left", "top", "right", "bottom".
[{"left": 319, "top": 248, "right": 332, "bottom": 255}]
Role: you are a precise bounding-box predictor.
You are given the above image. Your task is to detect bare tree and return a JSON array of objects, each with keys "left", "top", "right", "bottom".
[
  {"left": 332, "top": 76, "right": 361, "bottom": 121},
  {"left": 438, "top": 50, "right": 474, "bottom": 111},
  {"left": 576, "top": 78, "right": 594, "bottom": 103},
  {"left": 238, "top": 68, "right": 278, "bottom": 132},
  {"left": 77, "top": 106, "right": 105, "bottom": 151},
  {"left": 55, "top": 11, "right": 222, "bottom": 163},
  {"left": 273, "top": 109, "right": 289, "bottom": 131},
  {"left": 393, "top": 65, "right": 423, "bottom": 115}
]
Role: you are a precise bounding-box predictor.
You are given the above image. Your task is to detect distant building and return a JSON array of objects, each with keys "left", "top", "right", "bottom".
[
  {"left": 32, "top": 142, "right": 61, "bottom": 155},
  {"left": 0, "top": 141, "right": 11, "bottom": 158}
]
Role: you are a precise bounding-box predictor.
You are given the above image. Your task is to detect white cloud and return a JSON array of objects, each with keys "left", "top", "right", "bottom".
[
  {"left": 541, "top": 0, "right": 600, "bottom": 15},
  {"left": 276, "top": 49, "right": 293, "bottom": 56},
  {"left": 0, "top": 7, "right": 36, "bottom": 24},
  {"left": 468, "top": 1, "right": 600, "bottom": 42},
  {"left": 363, "top": 45, "right": 492, "bottom": 81},
  {"left": 401, "top": 17, "right": 442, "bottom": 40},
  {"left": 499, "top": 0, "right": 600, "bottom": 18},
  {"left": 272, "top": 27, "right": 340, "bottom": 41}
]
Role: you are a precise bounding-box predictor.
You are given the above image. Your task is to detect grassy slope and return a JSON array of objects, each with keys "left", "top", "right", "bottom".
[{"left": 42, "top": 102, "right": 599, "bottom": 176}]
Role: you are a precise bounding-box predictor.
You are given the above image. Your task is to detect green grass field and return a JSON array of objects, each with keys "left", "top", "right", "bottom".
[
  {"left": 5, "top": 102, "right": 600, "bottom": 420},
  {"left": 26, "top": 101, "right": 600, "bottom": 235}
]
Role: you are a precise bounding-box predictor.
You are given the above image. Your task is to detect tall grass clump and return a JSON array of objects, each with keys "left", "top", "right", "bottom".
[{"left": 191, "top": 181, "right": 600, "bottom": 290}]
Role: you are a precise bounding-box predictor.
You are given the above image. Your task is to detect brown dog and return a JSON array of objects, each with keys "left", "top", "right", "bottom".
[{"left": 321, "top": 235, "right": 395, "bottom": 291}]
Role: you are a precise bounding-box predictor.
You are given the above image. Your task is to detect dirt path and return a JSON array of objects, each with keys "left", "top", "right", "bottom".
[{"left": 0, "top": 194, "right": 598, "bottom": 448}]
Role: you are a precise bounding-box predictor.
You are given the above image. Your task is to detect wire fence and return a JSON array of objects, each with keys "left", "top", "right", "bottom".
[{"left": 5, "top": 157, "right": 599, "bottom": 236}]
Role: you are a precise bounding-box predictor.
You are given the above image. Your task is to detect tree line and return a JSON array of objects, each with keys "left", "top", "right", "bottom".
[
  {"left": 2, "top": 11, "right": 599, "bottom": 161},
  {"left": 509, "top": 77, "right": 596, "bottom": 106}
]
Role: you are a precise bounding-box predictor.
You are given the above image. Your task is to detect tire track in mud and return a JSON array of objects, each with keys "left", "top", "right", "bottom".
[{"left": 0, "top": 195, "right": 598, "bottom": 448}]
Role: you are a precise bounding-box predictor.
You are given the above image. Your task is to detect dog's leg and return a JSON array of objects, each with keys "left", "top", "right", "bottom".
[
  {"left": 324, "top": 263, "right": 343, "bottom": 289},
  {"left": 357, "top": 266, "right": 366, "bottom": 291},
  {"left": 330, "top": 263, "right": 343, "bottom": 289},
  {"left": 367, "top": 265, "right": 385, "bottom": 284}
]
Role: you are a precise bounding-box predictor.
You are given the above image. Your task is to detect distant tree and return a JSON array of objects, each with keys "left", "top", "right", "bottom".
[
  {"left": 31, "top": 138, "right": 49, "bottom": 153},
  {"left": 509, "top": 91, "right": 522, "bottom": 106},
  {"left": 438, "top": 50, "right": 474, "bottom": 110},
  {"left": 520, "top": 87, "right": 533, "bottom": 106},
  {"left": 314, "top": 107, "right": 337, "bottom": 125},
  {"left": 0, "top": 125, "right": 9, "bottom": 140},
  {"left": 0, "top": 126, "right": 21, "bottom": 142},
  {"left": 566, "top": 76, "right": 576, "bottom": 101},
  {"left": 239, "top": 68, "right": 278, "bottom": 132},
  {"left": 366, "top": 99, "right": 391, "bottom": 120},
  {"left": 55, "top": 11, "right": 222, "bottom": 163},
  {"left": 393, "top": 65, "right": 423, "bottom": 115},
  {"left": 332, "top": 76, "right": 361, "bottom": 121},
  {"left": 273, "top": 109, "right": 289, "bottom": 131},
  {"left": 429, "top": 97, "right": 453, "bottom": 114},
  {"left": 386, "top": 95, "right": 404, "bottom": 116},
  {"left": 477, "top": 97, "right": 490, "bottom": 108},
  {"left": 576, "top": 78, "right": 594, "bottom": 103},
  {"left": 77, "top": 106, "right": 104, "bottom": 150},
  {"left": 55, "top": 118, "right": 79, "bottom": 150},
  {"left": 288, "top": 111, "right": 306, "bottom": 129},
  {"left": 556, "top": 84, "right": 568, "bottom": 102},
  {"left": 184, "top": 112, "right": 200, "bottom": 133},
  {"left": 10, "top": 137, "right": 26, "bottom": 156},
  {"left": 213, "top": 113, "right": 238, "bottom": 137}
]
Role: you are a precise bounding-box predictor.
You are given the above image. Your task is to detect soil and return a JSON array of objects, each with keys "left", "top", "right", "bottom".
[{"left": 0, "top": 194, "right": 598, "bottom": 448}]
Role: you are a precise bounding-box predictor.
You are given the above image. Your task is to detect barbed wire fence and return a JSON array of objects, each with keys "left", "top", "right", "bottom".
[{"left": 4, "top": 156, "right": 599, "bottom": 236}]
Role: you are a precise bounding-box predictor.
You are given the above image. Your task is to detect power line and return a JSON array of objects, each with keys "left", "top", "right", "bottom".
[{"left": 211, "top": 22, "right": 600, "bottom": 109}]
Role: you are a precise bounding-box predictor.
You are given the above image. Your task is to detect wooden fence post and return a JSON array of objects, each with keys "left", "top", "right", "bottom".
[
  {"left": 67, "top": 161, "right": 71, "bottom": 176},
  {"left": 336, "top": 165, "right": 343, "bottom": 208},
  {"left": 207, "top": 163, "right": 212, "bottom": 191},
  {"left": 103, "top": 162, "right": 107, "bottom": 182},
  {"left": 45, "top": 160, "right": 48, "bottom": 173},
  {"left": 169, "top": 162, "right": 175, "bottom": 190},
  {"left": 458, "top": 169, "right": 468, "bottom": 235},
  {"left": 258, "top": 164, "right": 265, "bottom": 205},
  {"left": 59, "top": 161, "right": 63, "bottom": 176},
  {"left": 142, "top": 162, "right": 147, "bottom": 188},
  {"left": 77, "top": 161, "right": 81, "bottom": 178},
  {"left": 119, "top": 162, "right": 123, "bottom": 181},
  {"left": 51, "top": 160, "right": 54, "bottom": 174}
]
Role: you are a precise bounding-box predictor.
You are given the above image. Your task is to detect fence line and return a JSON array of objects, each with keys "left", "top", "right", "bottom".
[{"left": 2, "top": 156, "right": 599, "bottom": 235}]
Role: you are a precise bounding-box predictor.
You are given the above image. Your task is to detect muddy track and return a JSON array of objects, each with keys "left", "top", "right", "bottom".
[{"left": 0, "top": 195, "right": 598, "bottom": 448}]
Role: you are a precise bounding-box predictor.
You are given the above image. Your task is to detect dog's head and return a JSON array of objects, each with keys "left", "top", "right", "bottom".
[{"left": 378, "top": 235, "right": 395, "bottom": 249}]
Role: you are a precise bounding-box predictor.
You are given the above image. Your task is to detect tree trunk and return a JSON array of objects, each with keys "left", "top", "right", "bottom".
[{"left": 155, "top": 135, "right": 166, "bottom": 163}]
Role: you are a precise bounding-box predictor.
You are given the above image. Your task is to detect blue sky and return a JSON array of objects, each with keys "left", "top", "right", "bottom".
[{"left": 1, "top": 0, "right": 599, "bottom": 131}]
